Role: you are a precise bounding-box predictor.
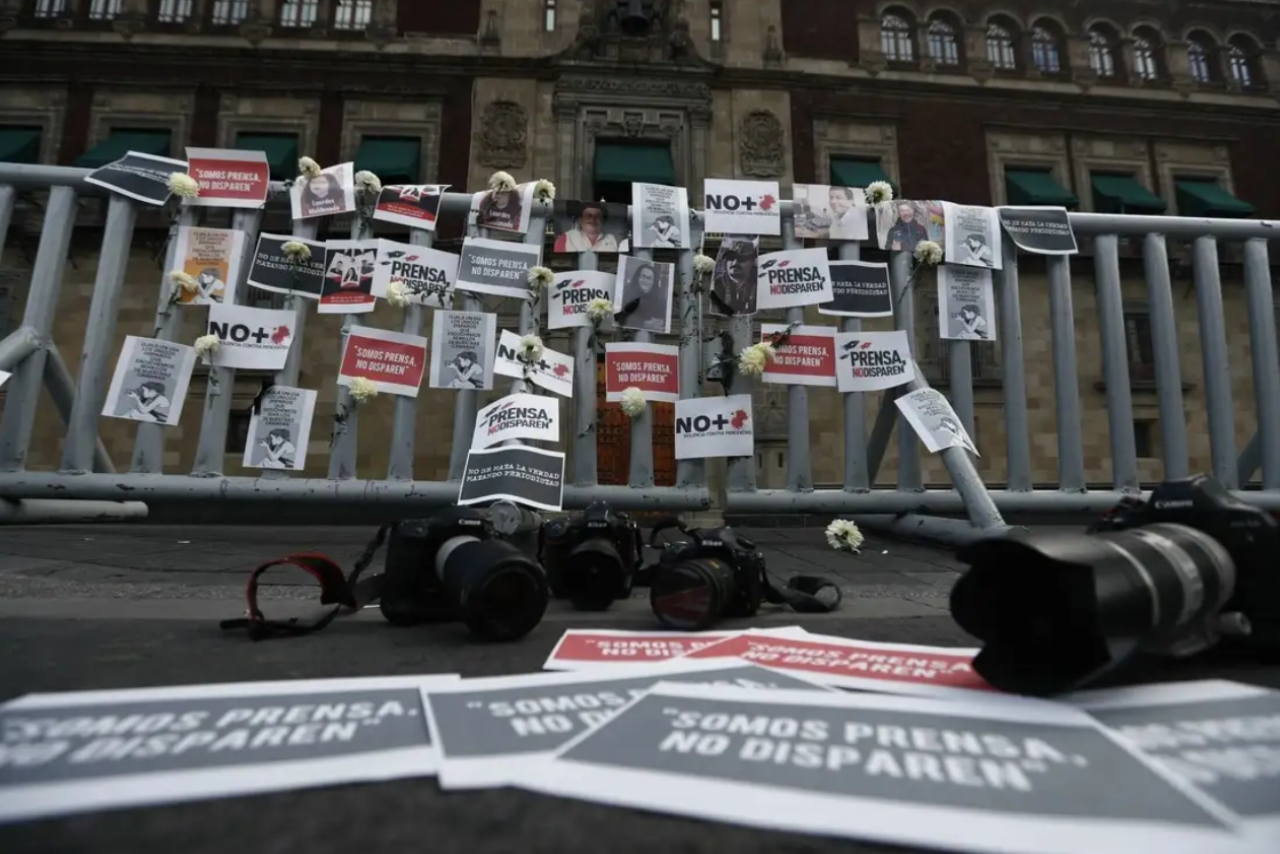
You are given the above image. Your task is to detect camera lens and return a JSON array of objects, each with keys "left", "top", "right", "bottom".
[
  {"left": 650, "top": 556, "right": 739, "bottom": 631},
  {"left": 437, "top": 536, "right": 548, "bottom": 642},
  {"left": 562, "top": 539, "right": 628, "bottom": 611},
  {"left": 951, "top": 522, "right": 1236, "bottom": 696}
]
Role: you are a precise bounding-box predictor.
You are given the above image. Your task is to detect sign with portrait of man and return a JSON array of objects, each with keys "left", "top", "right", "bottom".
[{"left": 709, "top": 235, "right": 759, "bottom": 316}]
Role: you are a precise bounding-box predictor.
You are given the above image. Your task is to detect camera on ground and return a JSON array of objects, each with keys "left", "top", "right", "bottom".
[
  {"left": 648, "top": 519, "right": 768, "bottom": 631},
  {"left": 538, "top": 500, "right": 643, "bottom": 611}
]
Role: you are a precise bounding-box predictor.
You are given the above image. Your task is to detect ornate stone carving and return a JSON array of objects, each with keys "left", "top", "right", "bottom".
[
  {"left": 556, "top": 76, "right": 711, "bottom": 102},
  {"left": 583, "top": 107, "right": 683, "bottom": 140},
  {"left": 738, "top": 110, "right": 785, "bottom": 178},
  {"left": 477, "top": 101, "right": 528, "bottom": 169}
]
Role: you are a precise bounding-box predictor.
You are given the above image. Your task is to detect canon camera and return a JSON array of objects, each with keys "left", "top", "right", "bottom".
[
  {"left": 538, "top": 501, "right": 643, "bottom": 611},
  {"left": 647, "top": 521, "right": 767, "bottom": 631}
]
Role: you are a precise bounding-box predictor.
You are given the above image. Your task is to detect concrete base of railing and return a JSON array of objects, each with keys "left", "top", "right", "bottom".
[
  {"left": 0, "top": 498, "right": 148, "bottom": 524},
  {"left": 849, "top": 514, "right": 1016, "bottom": 549}
]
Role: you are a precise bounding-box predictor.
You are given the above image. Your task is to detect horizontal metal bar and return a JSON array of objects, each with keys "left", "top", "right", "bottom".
[
  {"left": 0, "top": 325, "right": 41, "bottom": 373},
  {"left": 850, "top": 514, "right": 1015, "bottom": 549},
  {"left": 725, "top": 488, "right": 1280, "bottom": 515},
  {"left": 0, "top": 498, "right": 147, "bottom": 524}
]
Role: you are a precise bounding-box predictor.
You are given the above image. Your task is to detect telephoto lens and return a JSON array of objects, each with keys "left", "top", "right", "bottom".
[
  {"left": 649, "top": 551, "right": 741, "bottom": 631},
  {"left": 538, "top": 501, "right": 640, "bottom": 612}
]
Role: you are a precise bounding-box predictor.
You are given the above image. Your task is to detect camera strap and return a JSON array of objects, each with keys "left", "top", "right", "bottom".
[
  {"left": 219, "top": 526, "right": 391, "bottom": 641},
  {"left": 760, "top": 571, "right": 843, "bottom": 614}
]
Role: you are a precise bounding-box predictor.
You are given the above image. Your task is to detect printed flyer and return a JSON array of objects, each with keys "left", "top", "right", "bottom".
[
  {"left": 493, "top": 330, "right": 574, "bottom": 398},
  {"left": 203, "top": 304, "right": 295, "bottom": 371},
  {"left": 759, "top": 323, "right": 837, "bottom": 387},
  {"left": 702, "top": 179, "right": 782, "bottom": 236},
  {"left": 604, "top": 342, "right": 680, "bottom": 403},
  {"left": 319, "top": 239, "right": 378, "bottom": 314},
  {"left": 456, "top": 237, "right": 542, "bottom": 300},
  {"left": 371, "top": 238, "right": 458, "bottom": 308},
  {"left": 457, "top": 445, "right": 566, "bottom": 512},
  {"left": 337, "top": 325, "right": 428, "bottom": 398},
  {"left": 833, "top": 330, "right": 916, "bottom": 393},
  {"left": 630, "top": 182, "right": 691, "bottom": 249},
  {"left": 183, "top": 147, "right": 270, "bottom": 209},
  {"left": 429, "top": 311, "right": 497, "bottom": 390},
  {"left": 170, "top": 225, "right": 246, "bottom": 306},
  {"left": 674, "top": 394, "right": 754, "bottom": 460},
  {"left": 547, "top": 270, "right": 616, "bottom": 331},
  {"left": 938, "top": 265, "right": 997, "bottom": 341},
  {"left": 246, "top": 233, "right": 326, "bottom": 299},
  {"left": 472, "top": 392, "right": 561, "bottom": 450},
  {"left": 818, "top": 261, "right": 893, "bottom": 318},
  {"left": 242, "top": 386, "right": 317, "bottom": 471},
  {"left": 101, "top": 336, "right": 197, "bottom": 427},
  {"left": 895, "top": 387, "right": 979, "bottom": 456},
  {"left": 756, "top": 247, "right": 834, "bottom": 311},
  {"left": 372, "top": 183, "right": 449, "bottom": 230},
  {"left": 290, "top": 162, "right": 355, "bottom": 220},
  {"left": 83, "top": 151, "right": 189, "bottom": 207}
]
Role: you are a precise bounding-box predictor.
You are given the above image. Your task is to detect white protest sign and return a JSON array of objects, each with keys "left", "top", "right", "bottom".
[
  {"left": 429, "top": 310, "right": 497, "bottom": 390},
  {"left": 896, "top": 387, "right": 978, "bottom": 455},
  {"left": 938, "top": 265, "right": 996, "bottom": 341},
  {"left": 242, "top": 386, "right": 317, "bottom": 471},
  {"left": 942, "top": 201, "right": 1004, "bottom": 270},
  {"left": 630, "top": 183, "right": 692, "bottom": 249},
  {"left": 337, "top": 325, "right": 428, "bottom": 398},
  {"left": 472, "top": 392, "right": 560, "bottom": 450},
  {"left": 542, "top": 627, "right": 813, "bottom": 672},
  {"left": 493, "top": 330, "right": 574, "bottom": 398},
  {"left": 703, "top": 179, "right": 782, "bottom": 236},
  {"left": 456, "top": 236, "right": 541, "bottom": 300},
  {"left": 756, "top": 247, "right": 834, "bottom": 310},
  {"left": 204, "top": 304, "right": 295, "bottom": 371},
  {"left": 0, "top": 371, "right": 10, "bottom": 389},
  {"left": 547, "top": 270, "right": 616, "bottom": 331},
  {"left": 371, "top": 238, "right": 458, "bottom": 308},
  {"left": 760, "top": 323, "right": 837, "bottom": 387},
  {"left": 674, "top": 394, "right": 755, "bottom": 460},
  {"left": 833, "top": 330, "right": 915, "bottom": 392},
  {"left": 101, "top": 336, "right": 197, "bottom": 426}
]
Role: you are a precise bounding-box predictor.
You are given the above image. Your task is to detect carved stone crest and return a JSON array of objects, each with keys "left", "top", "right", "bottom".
[
  {"left": 478, "top": 101, "right": 528, "bottom": 169},
  {"left": 738, "top": 110, "right": 785, "bottom": 178}
]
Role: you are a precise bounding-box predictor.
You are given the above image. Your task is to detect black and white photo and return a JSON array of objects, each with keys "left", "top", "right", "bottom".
[
  {"left": 709, "top": 235, "right": 759, "bottom": 316},
  {"left": 615, "top": 255, "right": 676, "bottom": 334},
  {"left": 942, "top": 201, "right": 1003, "bottom": 270},
  {"left": 291, "top": 162, "right": 355, "bottom": 220},
  {"left": 552, "top": 200, "right": 629, "bottom": 253},
  {"left": 102, "top": 336, "right": 197, "bottom": 426},
  {"left": 938, "top": 265, "right": 996, "bottom": 341},
  {"left": 429, "top": 310, "right": 497, "bottom": 390},
  {"left": 83, "top": 151, "right": 189, "bottom": 207},
  {"left": 246, "top": 233, "right": 326, "bottom": 299},
  {"left": 998, "top": 206, "right": 1079, "bottom": 255},
  {"left": 630, "top": 183, "right": 691, "bottom": 249},
  {"left": 475, "top": 182, "right": 534, "bottom": 234},
  {"left": 242, "top": 386, "right": 317, "bottom": 471}
]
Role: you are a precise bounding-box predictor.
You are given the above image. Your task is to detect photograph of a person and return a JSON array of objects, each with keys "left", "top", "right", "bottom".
[
  {"left": 641, "top": 213, "right": 682, "bottom": 249},
  {"left": 949, "top": 303, "right": 990, "bottom": 340},
  {"left": 477, "top": 184, "right": 528, "bottom": 233},
  {"left": 445, "top": 350, "right": 486, "bottom": 389},
  {"left": 710, "top": 236, "right": 759, "bottom": 316},
  {"left": 960, "top": 233, "right": 995, "bottom": 267},
  {"left": 326, "top": 246, "right": 375, "bottom": 290},
  {"left": 120, "top": 380, "right": 171, "bottom": 424},
  {"left": 255, "top": 428, "right": 297, "bottom": 469},
  {"left": 291, "top": 164, "right": 355, "bottom": 220},
  {"left": 879, "top": 201, "right": 931, "bottom": 253},
  {"left": 826, "top": 186, "right": 868, "bottom": 240},
  {"left": 552, "top": 201, "right": 626, "bottom": 253},
  {"left": 615, "top": 256, "right": 675, "bottom": 334}
]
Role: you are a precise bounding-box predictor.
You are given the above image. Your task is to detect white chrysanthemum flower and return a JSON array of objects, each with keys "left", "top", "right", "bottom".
[
  {"left": 348, "top": 376, "right": 379, "bottom": 403},
  {"left": 825, "top": 519, "right": 865, "bottom": 553},
  {"left": 488, "top": 171, "right": 517, "bottom": 192},
  {"left": 693, "top": 253, "right": 715, "bottom": 275},
  {"left": 168, "top": 270, "right": 200, "bottom": 295},
  {"left": 354, "top": 170, "right": 382, "bottom": 194},
  {"left": 167, "top": 173, "right": 200, "bottom": 199},
  {"left": 385, "top": 280, "right": 410, "bottom": 308},
  {"left": 519, "top": 334, "right": 544, "bottom": 362},
  {"left": 527, "top": 265, "right": 554, "bottom": 290},
  {"left": 533, "top": 179, "right": 556, "bottom": 201},
  {"left": 737, "top": 342, "right": 777, "bottom": 377},
  {"left": 586, "top": 298, "right": 613, "bottom": 322},
  {"left": 864, "top": 181, "right": 894, "bottom": 204},
  {"left": 282, "top": 240, "right": 311, "bottom": 261},
  {"left": 193, "top": 334, "right": 220, "bottom": 359},
  {"left": 620, "top": 387, "right": 647, "bottom": 417},
  {"left": 298, "top": 157, "right": 322, "bottom": 178},
  {"left": 914, "top": 240, "right": 943, "bottom": 266}
]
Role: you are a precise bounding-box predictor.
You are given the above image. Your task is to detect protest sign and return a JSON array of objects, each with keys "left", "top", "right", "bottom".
[
  {"left": 337, "top": 325, "right": 428, "bottom": 397},
  {"left": 819, "top": 260, "right": 893, "bottom": 318},
  {"left": 371, "top": 238, "right": 457, "bottom": 308},
  {"left": 543, "top": 628, "right": 812, "bottom": 671},
  {"left": 246, "top": 233, "right": 326, "bottom": 299},
  {"left": 372, "top": 183, "right": 448, "bottom": 230},
  {"left": 938, "top": 265, "right": 996, "bottom": 341},
  {"left": 760, "top": 324, "right": 837, "bottom": 387},
  {"left": 709, "top": 235, "right": 759, "bottom": 317},
  {"left": 426, "top": 660, "right": 833, "bottom": 790},
  {"left": 290, "top": 162, "right": 355, "bottom": 220},
  {"left": 429, "top": 310, "right": 496, "bottom": 390},
  {"left": 84, "top": 151, "right": 187, "bottom": 207},
  {"left": 552, "top": 200, "right": 629, "bottom": 253},
  {"left": 703, "top": 179, "right": 782, "bottom": 236},
  {"left": 241, "top": 385, "right": 317, "bottom": 471},
  {"left": 514, "top": 683, "right": 1241, "bottom": 854},
  {"left": 833, "top": 330, "right": 915, "bottom": 393},
  {"left": 456, "top": 236, "right": 541, "bottom": 300},
  {"left": 0, "top": 673, "right": 457, "bottom": 825},
  {"left": 203, "top": 304, "right": 295, "bottom": 371},
  {"left": 793, "top": 184, "right": 868, "bottom": 241},
  {"left": 547, "top": 270, "right": 616, "bottom": 331},
  {"left": 170, "top": 226, "right": 246, "bottom": 305},
  {"left": 475, "top": 182, "right": 535, "bottom": 233},
  {"left": 493, "top": 330, "right": 574, "bottom": 398},
  {"left": 615, "top": 254, "right": 676, "bottom": 334},
  {"left": 998, "top": 206, "right": 1079, "bottom": 255},
  {"left": 0, "top": 371, "right": 9, "bottom": 389},
  {"left": 102, "top": 337, "right": 196, "bottom": 427},
  {"left": 896, "top": 387, "right": 979, "bottom": 455},
  {"left": 473, "top": 392, "right": 560, "bottom": 450},
  {"left": 942, "top": 201, "right": 1003, "bottom": 270},
  {"left": 604, "top": 342, "right": 679, "bottom": 403},
  {"left": 183, "top": 147, "right": 270, "bottom": 208},
  {"left": 458, "top": 445, "right": 565, "bottom": 512},
  {"left": 675, "top": 394, "right": 754, "bottom": 460},
  {"left": 756, "top": 247, "right": 834, "bottom": 311},
  {"left": 631, "top": 183, "right": 691, "bottom": 249},
  {"left": 319, "top": 239, "right": 377, "bottom": 314}
]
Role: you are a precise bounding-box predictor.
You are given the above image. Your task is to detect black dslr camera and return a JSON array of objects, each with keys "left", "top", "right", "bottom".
[
  {"left": 538, "top": 501, "right": 643, "bottom": 611},
  {"left": 952, "top": 474, "right": 1279, "bottom": 697},
  {"left": 647, "top": 520, "right": 767, "bottom": 631},
  {"left": 380, "top": 506, "right": 549, "bottom": 642}
]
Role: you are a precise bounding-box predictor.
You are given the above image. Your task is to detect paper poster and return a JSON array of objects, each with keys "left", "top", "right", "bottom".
[
  {"left": 242, "top": 386, "right": 317, "bottom": 471},
  {"left": 513, "top": 683, "right": 1242, "bottom": 854},
  {"left": 875, "top": 199, "right": 946, "bottom": 253},
  {"left": 429, "top": 311, "right": 497, "bottom": 390},
  {"left": 475, "top": 182, "right": 536, "bottom": 234},
  {"left": 604, "top": 342, "right": 679, "bottom": 403},
  {"left": 455, "top": 236, "right": 542, "bottom": 301},
  {"left": 760, "top": 323, "right": 836, "bottom": 387},
  {"left": 703, "top": 179, "right": 782, "bottom": 236},
  {"left": 542, "top": 627, "right": 813, "bottom": 671},
  {"left": 942, "top": 201, "right": 1003, "bottom": 270},
  {"left": 547, "top": 270, "right": 616, "bottom": 331},
  {"left": 183, "top": 147, "right": 270, "bottom": 209},
  {"left": 552, "top": 200, "right": 628, "bottom": 253},
  {"left": 631, "top": 183, "right": 691, "bottom": 249},
  {"left": 938, "top": 265, "right": 996, "bottom": 341},
  {"left": 833, "top": 329, "right": 915, "bottom": 393},
  {"left": 246, "top": 233, "right": 326, "bottom": 299},
  {"left": 101, "top": 336, "right": 196, "bottom": 427},
  {"left": 372, "top": 183, "right": 448, "bottom": 230},
  {"left": 615, "top": 254, "right": 676, "bottom": 334},
  {"left": 170, "top": 225, "right": 246, "bottom": 305},
  {"left": 83, "top": 151, "right": 188, "bottom": 207},
  {"left": 999, "top": 206, "right": 1078, "bottom": 255},
  {"left": 674, "top": 394, "right": 754, "bottom": 460},
  {"left": 895, "top": 388, "right": 979, "bottom": 455},
  {"left": 493, "top": 330, "right": 574, "bottom": 398},
  {"left": 457, "top": 445, "right": 565, "bottom": 512},
  {"left": 756, "top": 247, "right": 834, "bottom": 311},
  {"left": 709, "top": 235, "right": 759, "bottom": 317},
  {"left": 819, "top": 260, "right": 893, "bottom": 318},
  {"left": 472, "top": 392, "right": 560, "bottom": 450},
  {"left": 793, "top": 184, "right": 869, "bottom": 241},
  {"left": 290, "top": 162, "right": 355, "bottom": 220},
  {"left": 0, "top": 674, "right": 457, "bottom": 825},
  {"left": 371, "top": 238, "right": 458, "bottom": 308},
  {"left": 319, "top": 239, "right": 378, "bottom": 314},
  {"left": 0, "top": 371, "right": 9, "bottom": 389},
  {"left": 426, "top": 660, "right": 833, "bottom": 790},
  {"left": 203, "top": 304, "right": 296, "bottom": 371},
  {"left": 337, "top": 325, "right": 428, "bottom": 398}
]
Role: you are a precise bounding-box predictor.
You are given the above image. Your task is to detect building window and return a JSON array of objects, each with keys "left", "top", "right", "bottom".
[
  {"left": 279, "top": 0, "right": 319, "bottom": 28},
  {"left": 926, "top": 18, "right": 959, "bottom": 66},
  {"left": 986, "top": 21, "right": 1017, "bottom": 70},
  {"left": 1088, "top": 27, "right": 1117, "bottom": 77},
  {"left": 1030, "top": 24, "right": 1061, "bottom": 73},
  {"left": 210, "top": 0, "right": 249, "bottom": 26},
  {"left": 880, "top": 12, "right": 914, "bottom": 63},
  {"left": 1187, "top": 32, "right": 1215, "bottom": 83},
  {"left": 226, "top": 411, "right": 252, "bottom": 455},
  {"left": 333, "top": 0, "right": 371, "bottom": 30},
  {"left": 1132, "top": 29, "right": 1161, "bottom": 81},
  {"left": 544, "top": 0, "right": 557, "bottom": 32},
  {"left": 1134, "top": 419, "right": 1159, "bottom": 459},
  {"left": 157, "top": 0, "right": 193, "bottom": 23},
  {"left": 34, "top": 0, "right": 67, "bottom": 16},
  {"left": 710, "top": 1, "right": 722, "bottom": 43},
  {"left": 1124, "top": 308, "right": 1156, "bottom": 382},
  {"left": 1228, "top": 37, "right": 1259, "bottom": 88},
  {"left": 88, "top": 0, "right": 122, "bottom": 19}
]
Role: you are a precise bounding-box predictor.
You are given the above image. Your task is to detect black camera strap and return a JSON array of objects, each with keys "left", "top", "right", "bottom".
[
  {"left": 759, "top": 572, "right": 842, "bottom": 614},
  {"left": 219, "top": 526, "right": 391, "bottom": 641}
]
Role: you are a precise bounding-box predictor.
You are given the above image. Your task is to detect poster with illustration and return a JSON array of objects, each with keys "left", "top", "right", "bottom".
[
  {"left": 547, "top": 271, "right": 616, "bottom": 331},
  {"left": 319, "top": 239, "right": 378, "bottom": 314},
  {"left": 290, "top": 162, "right": 355, "bottom": 220},
  {"left": 895, "top": 387, "right": 978, "bottom": 455},
  {"left": 615, "top": 255, "right": 676, "bottom": 334},
  {"left": 170, "top": 226, "right": 246, "bottom": 305},
  {"left": 709, "top": 236, "right": 759, "bottom": 317},
  {"left": 552, "top": 200, "right": 629, "bottom": 253},
  {"left": 630, "top": 183, "right": 691, "bottom": 249},
  {"left": 101, "top": 336, "right": 197, "bottom": 426},
  {"left": 372, "top": 239, "right": 458, "bottom": 308},
  {"left": 246, "top": 234, "right": 326, "bottom": 299},
  {"left": 429, "top": 311, "right": 497, "bottom": 390},
  {"left": 242, "top": 386, "right": 317, "bottom": 471},
  {"left": 373, "top": 183, "right": 449, "bottom": 230},
  {"left": 941, "top": 202, "right": 1003, "bottom": 270},
  {"left": 874, "top": 200, "right": 946, "bottom": 254},
  {"left": 0, "top": 371, "right": 9, "bottom": 389},
  {"left": 938, "top": 265, "right": 997, "bottom": 341},
  {"left": 474, "top": 182, "right": 535, "bottom": 234},
  {"left": 792, "top": 184, "right": 869, "bottom": 241}
]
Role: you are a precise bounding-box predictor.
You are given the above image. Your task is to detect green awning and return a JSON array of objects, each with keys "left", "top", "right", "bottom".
[
  {"left": 1175, "top": 179, "right": 1255, "bottom": 218},
  {"left": 594, "top": 143, "right": 676, "bottom": 185},
  {"left": 354, "top": 137, "right": 422, "bottom": 185},
  {"left": 235, "top": 133, "right": 298, "bottom": 181},
  {"left": 0, "top": 127, "right": 41, "bottom": 164},
  {"left": 1090, "top": 174, "right": 1167, "bottom": 214},
  {"left": 1005, "top": 169, "right": 1078, "bottom": 207},
  {"left": 75, "top": 129, "right": 172, "bottom": 169},
  {"left": 830, "top": 157, "right": 893, "bottom": 190}
]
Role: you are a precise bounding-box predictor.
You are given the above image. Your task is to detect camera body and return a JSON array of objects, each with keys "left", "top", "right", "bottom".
[
  {"left": 380, "top": 507, "right": 492, "bottom": 626},
  {"left": 539, "top": 501, "right": 643, "bottom": 610},
  {"left": 650, "top": 526, "right": 767, "bottom": 631}
]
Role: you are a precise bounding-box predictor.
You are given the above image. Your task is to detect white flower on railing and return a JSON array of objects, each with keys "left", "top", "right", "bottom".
[
  {"left": 586, "top": 298, "right": 614, "bottom": 322},
  {"left": 385, "top": 280, "right": 411, "bottom": 308},
  {"left": 167, "top": 173, "right": 200, "bottom": 199},
  {"left": 737, "top": 342, "right": 777, "bottom": 377},
  {"left": 693, "top": 253, "right": 715, "bottom": 276},
  {"left": 620, "top": 387, "right": 647, "bottom": 418},
  {"left": 282, "top": 241, "right": 311, "bottom": 262},
  {"left": 298, "top": 157, "right": 322, "bottom": 178},
  {"left": 825, "top": 519, "right": 865, "bottom": 553},
  {"left": 488, "top": 171, "right": 517, "bottom": 192},
  {"left": 913, "top": 240, "right": 943, "bottom": 266},
  {"left": 167, "top": 270, "right": 200, "bottom": 303},
  {"left": 527, "top": 266, "right": 554, "bottom": 291},
  {"left": 519, "top": 334, "right": 544, "bottom": 363},
  {"left": 533, "top": 179, "right": 556, "bottom": 201},
  {"left": 354, "top": 170, "right": 382, "bottom": 194},
  {"left": 193, "top": 334, "right": 220, "bottom": 360},
  {"left": 348, "top": 377, "right": 379, "bottom": 404},
  {"left": 865, "top": 181, "right": 894, "bottom": 205}
]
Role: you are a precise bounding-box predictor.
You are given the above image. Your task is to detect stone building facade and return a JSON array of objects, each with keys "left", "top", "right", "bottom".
[{"left": 0, "top": 0, "right": 1278, "bottom": 491}]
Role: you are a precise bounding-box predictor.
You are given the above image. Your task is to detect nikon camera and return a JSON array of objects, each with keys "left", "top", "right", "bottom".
[
  {"left": 538, "top": 501, "right": 644, "bottom": 611},
  {"left": 648, "top": 522, "right": 766, "bottom": 631},
  {"left": 379, "top": 506, "right": 549, "bottom": 642}
]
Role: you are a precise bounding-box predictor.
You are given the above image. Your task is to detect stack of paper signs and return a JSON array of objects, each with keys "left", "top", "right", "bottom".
[{"left": 0, "top": 627, "right": 1275, "bottom": 854}]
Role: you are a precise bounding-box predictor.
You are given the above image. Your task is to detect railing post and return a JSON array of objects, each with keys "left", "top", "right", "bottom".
[
  {"left": 506, "top": 216, "right": 546, "bottom": 398},
  {"left": 628, "top": 248, "right": 656, "bottom": 488},
  {"left": 675, "top": 225, "right": 705, "bottom": 490},
  {"left": 1141, "top": 232, "right": 1190, "bottom": 480},
  {"left": 1092, "top": 234, "right": 1139, "bottom": 492},
  {"left": 572, "top": 249, "right": 600, "bottom": 487},
  {"left": 328, "top": 216, "right": 372, "bottom": 481},
  {"left": 780, "top": 227, "right": 812, "bottom": 492},
  {"left": 993, "top": 238, "right": 1032, "bottom": 491},
  {"left": 0, "top": 185, "right": 14, "bottom": 256},
  {"left": 386, "top": 226, "right": 433, "bottom": 481},
  {"left": 447, "top": 212, "right": 483, "bottom": 481},
  {"left": 837, "top": 242, "right": 869, "bottom": 492},
  {"left": 1045, "top": 255, "right": 1086, "bottom": 491},
  {"left": 44, "top": 342, "right": 115, "bottom": 474},
  {"left": 1242, "top": 238, "right": 1280, "bottom": 490},
  {"left": 890, "top": 249, "right": 921, "bottom": 490},
  {"left": 1192, "top": 235, "right": 1238, "bottom": 488},
  {"left": 946, "top": 340, "right": 975, "bottom": 439}
]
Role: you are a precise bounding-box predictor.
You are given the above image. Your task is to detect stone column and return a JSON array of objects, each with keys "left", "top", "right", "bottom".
[
  {"left": 688, "top": 104, "right": 711, "bottom": 194},
  {"left": 552, "top": 97, "right": 580, "bottom": 198},
  {"left": 1165, "top": 40, "right": 1197, "bottom": 95},
  {"left": 1066, "top": 34, "right": 1097, "bottom": 87},
  {"left": 965, "top": 24, "right": 994, "bottom": 82},
  {"left": 855, "top": 13, "right": 886, "bottom": 73}
]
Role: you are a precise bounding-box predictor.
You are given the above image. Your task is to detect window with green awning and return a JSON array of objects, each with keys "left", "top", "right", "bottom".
[
  {"left": 1005, "top": 168, "right": 1078, "bottom": 207},
  {"left": 830, "top": 157, "right": 895, "bottom": 193},
  {"left": 75, "top": 128, "right": 173, "bottom": 169},
  {"left": 0, "top": 127, "right": 42, "bottom": 164},
  {"left": 234, "top": 132, "right": 298, "bottom": 181},
  {"left": 594, "top": 143, "right": 676, "bottom": 186},
  {"left": 1090, "top": 173, "right": 1167, "bottom": 214},
  {"left": 354, "top": 136, "right": 422, "bottom": 185},
  {"left": 1174, "top": 178, "right": 1255, "bottom": 218}
]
